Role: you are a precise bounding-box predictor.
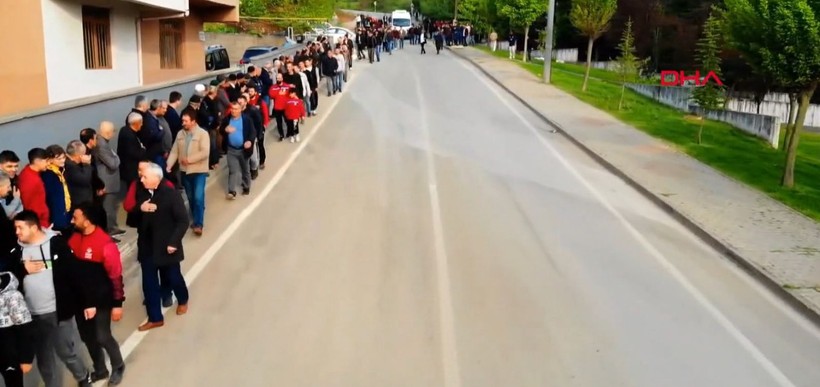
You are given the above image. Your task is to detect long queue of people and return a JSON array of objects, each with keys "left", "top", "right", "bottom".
[{"left": 0, "top": 38, "right": 349, "bottom": 387}]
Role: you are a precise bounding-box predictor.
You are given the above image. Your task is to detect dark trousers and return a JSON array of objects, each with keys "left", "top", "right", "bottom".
[
  {"left": 1, "top": 366, "right": 23, "bottom": 387},
  {"left": 310, "top": 89, "right": 319, "bottom": 112},
  {"left": 286, "top": 119, "right": 300, "bottom": 137},
  {"left": 257, "top": 132, "right": 267, "bottom": 166},
  {"left": 273, "top": 109, "right": 286, "bottom": 139},
  {"left": 421, "top": 42, "right": 426, "bottom": 54},
  {"left": 141, "top": 259, "right": 189, "bottom": 323},
  {"left": 75, "top": 308, "right": 124, "bottom": 374}
]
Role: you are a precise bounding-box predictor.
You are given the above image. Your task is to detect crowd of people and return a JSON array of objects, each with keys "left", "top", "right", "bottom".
[{"left": 0, "top": 35, "right": 354, "bottom": 387}]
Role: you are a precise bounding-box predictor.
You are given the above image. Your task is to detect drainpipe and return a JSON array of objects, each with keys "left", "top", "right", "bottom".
[{"left": 136, "top": 17, "right": 143, "bottom": 86}]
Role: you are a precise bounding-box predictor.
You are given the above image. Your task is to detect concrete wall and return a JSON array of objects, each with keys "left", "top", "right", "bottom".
[
  {"left": 726, "top": 98, "right": 820, "bottom": 128},
  {"left": 626, "top": 83, "right": 781, "bottom": 148},
  {"left": 0, "top": 68, "right": 236, "bottom": 159},
  {"left": 41, "top": 0, "right": 142, "bottom": 104},
  {"left": 203, "top": 32, "right": 287, "bottom": 65}
]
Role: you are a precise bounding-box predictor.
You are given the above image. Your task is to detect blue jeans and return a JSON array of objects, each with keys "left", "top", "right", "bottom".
[
  {"left": 182, "top": 172, "right": 207, "bottom": 228},
  {"left": 141, "top": 259, "right": 189, "bottom": 323}
]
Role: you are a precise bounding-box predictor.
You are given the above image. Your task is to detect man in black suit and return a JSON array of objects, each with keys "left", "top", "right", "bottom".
[{"left": 134, "top": 162, "right": 189, "bottom": 332}]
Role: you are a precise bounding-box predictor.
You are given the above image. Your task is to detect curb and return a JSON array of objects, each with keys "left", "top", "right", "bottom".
[{"left": 446, "top": 46, "right": 820, "bottom": 328}]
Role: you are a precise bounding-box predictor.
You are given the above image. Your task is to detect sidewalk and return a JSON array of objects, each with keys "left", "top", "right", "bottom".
[{"left": 450, "top": 47, "right": 820, "bottom": 322}]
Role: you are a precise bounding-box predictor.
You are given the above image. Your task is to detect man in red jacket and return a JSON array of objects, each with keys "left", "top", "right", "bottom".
[
  {"left": 68, "top": 203, "right": 126, "bottom": 385},
  {"left": 268, "top": 73, "right": 293, "bottom": 142},
  {"left": 284, "top": 87, "right": 306, "bottom": 143},
  {"left": 17, "top": 148, "right": 50, "bottom": 228}
]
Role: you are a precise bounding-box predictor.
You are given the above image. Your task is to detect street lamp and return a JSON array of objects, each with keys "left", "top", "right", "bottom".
[{"left": 543, "top": 0, "right": 556, "bottom": 83}]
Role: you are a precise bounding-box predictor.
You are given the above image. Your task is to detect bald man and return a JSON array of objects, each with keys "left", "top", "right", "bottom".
[{"left": 95, "top": 121, "right": 125, "bottom": 236}]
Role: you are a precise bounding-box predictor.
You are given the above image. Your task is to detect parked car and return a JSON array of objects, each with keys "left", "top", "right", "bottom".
[
  {"left": 323, "top": 26, "right": 355, "bottom": 44},
  {"left": 205, "top": 44, "right": 230, "bottom": 71},
  {"left": 239, "top": 46, "right": 278, "bottom": 65}
]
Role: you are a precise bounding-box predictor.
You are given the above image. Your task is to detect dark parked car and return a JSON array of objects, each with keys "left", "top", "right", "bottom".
[
  {"left": 239, "top": 46, "right": 278, "bottom": 65},
  {"left": 206, "top": 44, "right": 230, "bottom": 71}
]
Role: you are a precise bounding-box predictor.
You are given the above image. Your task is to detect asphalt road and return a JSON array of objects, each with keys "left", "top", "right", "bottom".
[{"left": 23, "top": 47, "right": 820, "bottom": 387}]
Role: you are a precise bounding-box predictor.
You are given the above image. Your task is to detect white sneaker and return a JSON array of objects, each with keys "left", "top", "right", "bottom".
[
  {"left": 289, "top": 137, "right": 295, "bottom": 143},
  {"left": 295, "top": 134, "right": 301, "bottom": 142}
]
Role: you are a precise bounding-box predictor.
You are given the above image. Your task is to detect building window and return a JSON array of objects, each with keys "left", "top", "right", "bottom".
[
  {"left": 82, "top": 6, "right": 112, "bottom": 69},
  {"left": 160, "top": 20, "right": 184, "bottom": 69}
]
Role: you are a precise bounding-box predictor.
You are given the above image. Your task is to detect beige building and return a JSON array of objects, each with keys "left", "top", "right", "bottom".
[{"left": 0, "top": 0, "right": 238, "bottom": 117}]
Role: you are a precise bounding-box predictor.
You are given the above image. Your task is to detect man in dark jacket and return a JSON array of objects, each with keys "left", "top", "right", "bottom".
[
  {"left": 64, "top": 140, "right": 94, "bottom": 207},
  {"left": 134, "top": 163, "right": 189, "bottom": 331},
  {"left": 219, "top": 102, "right": 256, "bottom": 198},
  {"left": 8, "top": 210, "right": 94, "bottom": 387},
  {"left": 118, "top": 113, "right": 147, "bottom": 189},
  {"left": 321, "top": 50, "right": 339, "bottom": 96},
  {"left": 239, "top": 94, "right": 264, "bottom": 180},
  {"left": 69, "top": 204, "right": 126, "bottom": 384}
]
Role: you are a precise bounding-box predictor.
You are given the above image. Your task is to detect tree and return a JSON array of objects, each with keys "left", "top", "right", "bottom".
[
  {"left": 458, "top": 0, "right": 491, "bottom": 33},
  {"left": 722, "top": 0, "right": 820, "bottom": 188},
  {"left": 499, "top": 0, "right": 544, "bottom": 63},
  {"left": 615, "top": 17, "right": 641, "bottom": 111},
  {"left": 690, "top": 11, "right": 724, "bottom": 145},
  {"left": 570, "top": 0, "right": 617, "bottom": 91},
  {"left": 240, "top": 0, "right": 269, "bottom": 17}
]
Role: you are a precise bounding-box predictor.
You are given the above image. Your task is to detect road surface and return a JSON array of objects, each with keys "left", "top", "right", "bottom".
[{"left": 80, "top": 48, "right": 820, "bottom": 387}]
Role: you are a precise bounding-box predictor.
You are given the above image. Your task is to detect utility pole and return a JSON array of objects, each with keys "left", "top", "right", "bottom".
[{"left": 543, "top": 0, "right": 557, "bottom": 83}]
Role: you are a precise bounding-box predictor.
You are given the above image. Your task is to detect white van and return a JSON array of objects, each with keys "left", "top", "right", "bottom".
[{"left": 391, "top": 10, "right": 412, "bottom": 33}]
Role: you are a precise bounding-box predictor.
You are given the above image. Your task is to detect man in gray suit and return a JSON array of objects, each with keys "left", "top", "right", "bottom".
[{"left": 94, "top": 121, "right": 125, "bottom": 236}]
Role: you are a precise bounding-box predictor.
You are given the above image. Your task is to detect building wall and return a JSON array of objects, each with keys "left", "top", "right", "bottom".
[
  {"left": 0, "top": 0, "right": 50, "bottom": 116},
  {"left": 130, "top": 0, "right": 187, "bottom": 12},
  {"left": 140, "top": 14, "right": 207, "bottom": 85},
  {"left": 41, "top": 0, "right": 141, "bottom": 104}
]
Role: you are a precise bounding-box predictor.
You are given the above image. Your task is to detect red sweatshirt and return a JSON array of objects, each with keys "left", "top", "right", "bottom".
[
  {"left": 284, "top": 97, "right": 306, "bottom": 121},
  {"left": 69, "top": 227, "right": 125, "bottom": 307},
  {"left": 250, "top": 96, "right": 270, "bottom": 127},
  {"left": 269, "top": 82, "right": 293, "bottom": 111},
  {"left": 18, "top": 165, "right": 50, "bottom": 227}
]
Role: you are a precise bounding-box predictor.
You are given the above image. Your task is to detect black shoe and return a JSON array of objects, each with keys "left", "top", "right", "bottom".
[
  {"left": 162, "top": 297, "right": 173, "bottom": 308},
  {"left": 91, "top": 369, "right": 109, "bottom": 383},
  {"left": 109, "top": 228, "right": 126, "bottom": 237},
  {"left": 242, "top": 188, "right": 250, "bottom": 196},
  {"left": 109, "top": 365, "right": 125, "bottom": 385},
  {"left": 251, "top": 169, "right": 259, "bottom": 180},
  {"left": 79, "top": 372, "right": 93, "bottom": 387}
]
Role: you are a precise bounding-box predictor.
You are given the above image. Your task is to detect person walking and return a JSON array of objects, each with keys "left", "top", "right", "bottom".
[
  {"left": 68, "top": 204, "right": 126, "bottom": 385},
  {"left": 167, "top": 110, "right": 211, "bottom": 236},
  {"left": 134, "top": 164, "right": 190, "bottom": 331},
  {"left": 508, "top": 32, "right": 517, "bottom": 59},
  {"left": 434, "top": 30, "right": 444, "bottom": 54},
  {"left": 7, "top": 210, "right": 95, "bottom": 387},
  {"left": 284, "top": 87, "right": 306, "bottom": 143},
  {"left": 219, "top": 102, "right": 255, "bottom": 199},
  {"left": 420, "top": 31, "right": 427, "bottom": 54},
  {"left": 0, "top": 270, "right": 35, "bottom": 387}
]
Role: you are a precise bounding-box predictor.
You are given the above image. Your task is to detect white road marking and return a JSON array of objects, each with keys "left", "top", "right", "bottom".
[
  {"left": 117, "top": 73, "right": 360, "bottom": 364},
  {"left": 412, "top": 69, "right": 463, "bottom": 387},
  {"left": 457, "top": 58, "right": 798, "bottom": 387}
]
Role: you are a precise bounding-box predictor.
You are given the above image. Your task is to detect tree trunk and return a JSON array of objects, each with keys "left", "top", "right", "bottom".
[
  {"left": 783, "top": 93, "right": 798, "bottom": 151},
  {"left": 781, "top": 83, "right": 816, "bottom": 188},
  {"left": 583, "top": 37, "right": 594, "bottom": 92},
  {"left": 523, "top": 24, "right": 530, "bottom": 63},
  {"left": 698, "top": 114, "right": 704, "bottom": 145},
  {"left": 619, "top": 83, "right": 625, "bottom": 111}
]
